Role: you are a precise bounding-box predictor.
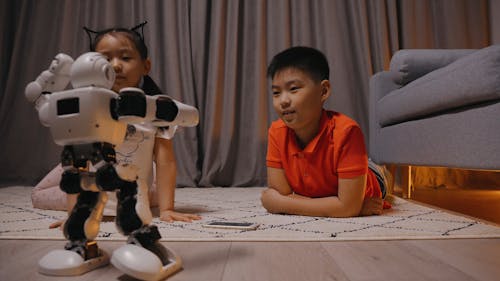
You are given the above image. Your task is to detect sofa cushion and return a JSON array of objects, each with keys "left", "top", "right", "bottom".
[
  {"left": 390, "top": 49, "right": 476, "bottom": 85},
  {"left": 378, "top": 44, "right": 500, "bottom": 127}
]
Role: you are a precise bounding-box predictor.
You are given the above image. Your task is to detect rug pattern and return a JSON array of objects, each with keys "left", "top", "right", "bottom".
[{"left": 1, "top": 186, "right": 499, "bottom": 241}]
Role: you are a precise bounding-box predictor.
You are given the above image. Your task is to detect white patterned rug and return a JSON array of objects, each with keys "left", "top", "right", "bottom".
[{"left": 1, "top": 186, "right": 499, "bottom": 241}]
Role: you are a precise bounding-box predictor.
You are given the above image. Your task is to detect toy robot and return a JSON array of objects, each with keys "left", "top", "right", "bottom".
[{"left": 25, "top": 52, "right": 199, "bottom": 281}]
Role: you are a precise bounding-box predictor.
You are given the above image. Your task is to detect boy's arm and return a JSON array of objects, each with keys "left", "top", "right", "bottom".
[
  {"left": 154, "top": 137, "right": 200, "bottom": 222},
  {"left": 266, "top": 167, "right": 293, "bottom": 195},
  {"left": 262, "top": 167, "right": 366, "bottom": 217}
]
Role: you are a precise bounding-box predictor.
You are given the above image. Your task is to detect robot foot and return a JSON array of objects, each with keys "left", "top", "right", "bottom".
[
  {"left": 111, "top": 243, "right": 182, "bottom": 281},
  {"left": 38, "top": 248, "right": 109, "bottom": 276}
]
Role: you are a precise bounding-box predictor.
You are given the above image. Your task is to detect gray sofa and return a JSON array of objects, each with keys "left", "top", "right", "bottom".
[{"left": 369, "top": 45, "right": 500, "bottom": 173}]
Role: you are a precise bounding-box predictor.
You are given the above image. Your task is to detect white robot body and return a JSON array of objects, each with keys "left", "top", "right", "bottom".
[
  {"left": 38, "top": 249, "right": 109, "bottom": 276},
  {"left": 44, "top": 87, "right": 127, "bottom": 146},
  {"left": 111, "top": 244, "right": 182, "bottom": 281},
  {"left": 70, "top": 52, "right": 115, "bottom": 89},
  {"left": 27, "top": 51, "right": 188, "bottom": 280}
]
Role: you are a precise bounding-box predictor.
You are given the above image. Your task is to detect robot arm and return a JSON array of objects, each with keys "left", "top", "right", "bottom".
[
  {"left": 116, "top": 87, "right": 199, "bottom": 128},
  {"left": 150, "top": 95, "right": 199, "bottom": 127},
  {"left": 25, "top": 53, "right": 74, "bottom": 105},
  {"left": 25, "top": 53, "right": 74, "bottom": 126}
]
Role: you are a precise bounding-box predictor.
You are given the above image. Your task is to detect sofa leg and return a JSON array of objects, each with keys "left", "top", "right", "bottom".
[{"left": 401, "top": 165, "right": 413, "bottom": 199}]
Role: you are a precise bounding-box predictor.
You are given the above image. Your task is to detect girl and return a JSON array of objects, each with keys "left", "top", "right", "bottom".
[
  {"left": 88, "top": 22, "right": 201, "bottom": 223},
  {"left": 33, "top": 22, "right": 200, "bottom": 224}
]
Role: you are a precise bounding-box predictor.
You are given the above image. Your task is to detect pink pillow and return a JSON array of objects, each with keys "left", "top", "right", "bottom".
[{"left": 32, "top": 164, "right": 67, "bottom": 210}]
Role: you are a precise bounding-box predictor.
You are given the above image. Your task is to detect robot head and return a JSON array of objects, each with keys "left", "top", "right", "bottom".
[{"left": 70, "top": 52, "right": 115, "bottom": 89}]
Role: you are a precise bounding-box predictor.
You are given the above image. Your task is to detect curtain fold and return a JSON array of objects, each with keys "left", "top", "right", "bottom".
[
  {"left": 0, "top": 0, "right": 492, "bottom": 187},
  {"left": 398, "top": 0, "right": 489, "bottom": 49}
]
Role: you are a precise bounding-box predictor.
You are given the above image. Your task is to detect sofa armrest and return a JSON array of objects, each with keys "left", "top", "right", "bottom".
[
  {"left": 390, "top": 49, "right": 476, "bottom": 85},
  {"left": 378, "top": 45, "right": 500, "bottom": 127},
  {"left": 368, "top": 71, "right": 401, "bottom": 159},
  {"left": 369, "top": 71, "right": 402, "bottom": 102}
]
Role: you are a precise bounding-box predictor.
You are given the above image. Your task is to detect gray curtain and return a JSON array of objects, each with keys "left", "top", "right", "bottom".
[{"left": 0, "top": 0, "right": 493, "bottom": 187}]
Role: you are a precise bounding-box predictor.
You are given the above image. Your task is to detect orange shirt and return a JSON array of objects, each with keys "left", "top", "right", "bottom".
[{"left": 266, "top": 110, "right": 381, "bottom": 198}]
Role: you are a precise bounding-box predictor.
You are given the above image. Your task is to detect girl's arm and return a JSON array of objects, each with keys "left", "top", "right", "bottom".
[
  {"left": 261, "top": 167, "right": 367, "bottom": 217},
  {"left": 154, "top": 137, "right": 201, "bottom": 222}
]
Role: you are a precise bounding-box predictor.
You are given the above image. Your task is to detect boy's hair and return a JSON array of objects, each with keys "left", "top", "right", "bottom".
[
  {"left": 84, "top": 21, "right": 149, "bottom": 59},
  {"left": 267, "top": 46, "right": 329, "bottom": 82}
]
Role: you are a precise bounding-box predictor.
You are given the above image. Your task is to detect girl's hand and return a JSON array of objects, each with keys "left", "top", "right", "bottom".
[
  {"left": 49, "top": 220, "right": 64, "bottom": 229},
  {"left": 160, "top": 210, "right": 201, "bottom": 223}
]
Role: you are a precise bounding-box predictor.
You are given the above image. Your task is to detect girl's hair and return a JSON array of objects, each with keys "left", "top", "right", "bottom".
[
  {"left": 267, "top": 46, "right": 330, "bottom": 82},
  {"left": 83, "top": 21, "right": 163, "bottom": 95},
  {"left": 83, "top": 21, "right": 149, "bottom": 59}
]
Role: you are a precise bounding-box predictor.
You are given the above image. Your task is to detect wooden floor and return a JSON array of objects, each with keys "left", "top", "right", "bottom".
[{"left": 1, "top": 239, "right": 499, "bottom": 281}]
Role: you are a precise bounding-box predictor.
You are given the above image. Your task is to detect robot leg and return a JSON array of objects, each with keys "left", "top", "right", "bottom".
[
  {"left": 64, "top": 191, "right": 107, "bottom": 241},
  {"left": 111, "top": 182, "right": 182, "bottom": 281},
  {"left": 115, "top": 180, "right": 143, "bottom": 234},
  {"left": 38, "top": 191, "right": 109, "bottom": 276},
  {"left": 91, "top": 142, "right": 137, "bottom": 191},
  {"left": 59, "top": 145, "right": 83, "bottom": 194},
  {"left": 60, "top": 169, "right": 82, "bottom": 194},
  {"left": 95, "top": 163, "right": 130, "bottom": 191},
  {"left": 60, "top": 144, "right": 101, "bottom": 194},
  {"left": 92, "top": 142, "right": 118, "bottom": 190}
]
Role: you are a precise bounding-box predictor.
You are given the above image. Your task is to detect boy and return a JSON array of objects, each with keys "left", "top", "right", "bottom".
[{"left": 261, "top": 46, "right": 387, "bottom": 217}]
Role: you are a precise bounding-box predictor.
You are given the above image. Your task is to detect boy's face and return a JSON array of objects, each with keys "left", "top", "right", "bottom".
[
  {"left": 271, "top": 67, "right": 330, "bottom": 132},
  {"left": 95, "top": 34, "right": 151, "bottom": 93}
]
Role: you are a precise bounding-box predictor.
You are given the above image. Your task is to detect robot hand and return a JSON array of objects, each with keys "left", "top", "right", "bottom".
[
  {"left": 25, "top": 53, "right": 74, "bottom": 106},
  {"left": 115, "top": 87, "right": 199, "bottom": 128}
]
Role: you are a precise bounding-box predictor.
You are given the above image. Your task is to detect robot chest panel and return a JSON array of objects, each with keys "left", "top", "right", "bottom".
[{"left": 47, "top": 87, "right": 127, "bottom": 146}]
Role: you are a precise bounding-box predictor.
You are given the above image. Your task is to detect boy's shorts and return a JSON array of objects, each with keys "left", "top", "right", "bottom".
[{"left": 368, "top": 159, "right": 390, "bottom": 198}]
